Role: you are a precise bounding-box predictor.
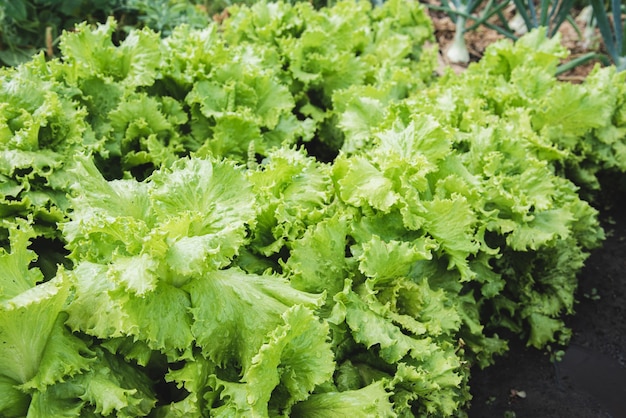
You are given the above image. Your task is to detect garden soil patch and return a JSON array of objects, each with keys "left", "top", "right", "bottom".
[{"left": 467, "top": 175, "right": 626, "bottom": 418}]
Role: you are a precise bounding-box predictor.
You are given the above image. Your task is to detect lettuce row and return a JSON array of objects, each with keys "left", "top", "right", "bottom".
[{"left": 335, "top": 28, "right": 619, "bottom": 353}]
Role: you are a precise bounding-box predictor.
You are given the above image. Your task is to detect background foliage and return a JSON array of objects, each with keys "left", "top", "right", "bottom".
[{"left": 2, "top": 0, "right": 625, "bottom": 68}]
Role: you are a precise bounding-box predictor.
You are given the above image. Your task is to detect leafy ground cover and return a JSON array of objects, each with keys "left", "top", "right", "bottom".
[{"left": 0, "top": 0, "right": 625, "bottom": 416}]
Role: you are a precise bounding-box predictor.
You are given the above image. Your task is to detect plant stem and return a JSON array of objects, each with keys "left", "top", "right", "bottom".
[{"left": 447, "top": 15, "right": 470, "bottom": 63}]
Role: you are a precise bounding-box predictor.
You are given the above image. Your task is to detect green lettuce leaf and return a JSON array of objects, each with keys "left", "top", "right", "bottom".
[
  {"left": 0, "top": 221, "right": 92, "bottom": 406},
  {"left": 185, "top": 268, "right": 322, "bottom": 369},
  {"left": 247, "top": 147, "right": 334, "bottom": 257},
  {"left": 159, "top": 355, "right": 215, "bottom": 417},
  {"left": 71, "top": 348, "right": 156, "bottom": 417},
  {"left": 64, "top": 262, "right": 195, "bottom": 360},
  {"left": 210, "top": 305, "right": 335, "bottom": 416},
  {"left": 285, "top": 213, "right": 351, "bottom": 296},
  {"left": 150, "top": 156, "right": 256, "bottom": 277},
  {"left": 291, "top": 381, "right": 395, "bottom": 418},
  {"left": 333, "top": 155, "right": 399, "bottom": 212},
  {"left": 59, "top": 17, "right": 161, "bottom": 88}
]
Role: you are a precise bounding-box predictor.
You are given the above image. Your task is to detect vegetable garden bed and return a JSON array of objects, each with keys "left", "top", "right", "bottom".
[{"left": 1, "top": 0, "right": 625, "bottom": 416}]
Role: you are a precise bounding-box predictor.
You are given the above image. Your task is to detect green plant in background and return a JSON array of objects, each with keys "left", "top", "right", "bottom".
[
  {"left": 0, "top": 0, "right": 123, "bottom": 66},
  {"left": 0, "top": 0, "right": 214, "bottom": 66},
  {"left": 507, "top": 0, "right": 616, "bottom": 74},
  {"left": 122, "top": 0, "right": 210, "bottom": 36},
  {"left": 424, "top": 0, "right": 618, "bottom": 72},
  {"left": 440, "top": 0, "right": 478, "bottom": 63},
  {"left": 510, "top": 0, "right": 576, "bottom": 37},
  {"left": 426, "top": 0, "right": 574, "bottom": 63},
  {"left": 423, "top": 0, "right": 584, "bottom": 64},
  {"left": 0, "top": 0, "right": 385, "bottom": 67}
]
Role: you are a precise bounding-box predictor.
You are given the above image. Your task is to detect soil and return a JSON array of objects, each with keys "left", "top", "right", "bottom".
[{"left": 466, "top": 174, "right": 626, "bottom": 417}]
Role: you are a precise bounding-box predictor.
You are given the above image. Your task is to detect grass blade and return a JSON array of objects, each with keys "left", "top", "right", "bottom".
[
  {"left": 467, "top": 0, "right": 483, "bottom": 14},
  {"left": 527, "top": 0, "right": 539, "bottom": 28},
  {"left": 512, "top": 0, "right": 533, "bottom": 30},
  {"left": 612, "top": 0, "right": 623, "bottom": 55},
  {"left": 590, "top": 0, "right": 617, "bottom": 61},
  {"left": 466, "top": 0, "right": 511, "bottom": 30},
  {"left": 539, "top": 0, "right": 550, "bottom": 27},
  {"left": 547, "top": 0, "right": 560, "bottom": 22},
  {"left": 496, "top": 8, "right": 516, "bottom": 34},
  {"left": 555, "top": 52, "right": 610, "bottom": 76},
  {"left": 551, "top": 0, "right": 575, "bottom": 37},
  {"left": 483, "top": 20, "right": 519, "bottom": 39},
  {"left": 565, "top": 14, "right": 582, "bottom": 39}
]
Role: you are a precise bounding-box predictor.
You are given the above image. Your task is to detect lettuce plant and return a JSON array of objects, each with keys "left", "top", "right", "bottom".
[{"left": 1, "top": 1, "right": 624, "bottom": 416}]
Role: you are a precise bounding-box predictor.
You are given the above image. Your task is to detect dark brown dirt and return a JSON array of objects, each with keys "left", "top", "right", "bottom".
[{"left": 467, "top": 174, "right": 626, "bottom": 418}]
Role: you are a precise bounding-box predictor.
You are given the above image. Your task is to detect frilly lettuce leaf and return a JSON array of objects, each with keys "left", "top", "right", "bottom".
[
  {"left": 331, "top": 282, "right": 454, "bottom": 365},
  {"left": 355, "top": 234, "right": 434, "bottom": 282},
  {"left": 185, "top": 69, "right": 300, "bottom": 160},
  {"left": 185, "top": 268, "right": 322, "bottom": 369},
  {"left": 160, "top": 24, "right": 225, "bottom": 87},
  {"left": 284, "top": 213, "right": 352, "bottom": 296},
  {"left": 73, "top": 348, "right": 156, "bottom": 417},
  {"left": 149, "top": 156, "right": 256, "bottom": 277},
  {"left": 159, "top": 355, "right": 215, "bottom": 417},
  {"left": 391, "top": 359, "right": 467, "bottom": 417},
  {"left": 333, "top": 155, "right": 399, "bottom": 212},
  {"left": 59, "top": 17, "right": 161, "bottom": 88},
  {"left": 0, "top": 221, "right": 92, "bottom": 411},
  {"left": 223, "top": 0, "right": 435, "bottom": 153},
  {"left": 107, "top": 93, "right": 186, "bottom": 171},
  {"left": 332, "top": 86, "right": 389, "bottom": 154},
  {"left": 247, "top": 147, "right": 335, "bottom": 256},
  {"left": 0, "top": 218, "right": 43, "bottom": 299},
  {"left": 374, "top": 116, "right": 451, "bottom": 174},
  {"left": 245, "top": 305, "right": 334, "bottom": 409},
  {"left": 327, "top": 275, "right": 467, "bottom": 414},
  {"left": 0, "top": 55, "right": 99, "bottom": 238},
  {"left": 332, "top": 118, "right": 480, "bottom": 280},
  {"left": 64, "top": 261, "right": 195, "bottom": 361},
  {"left": 478, "top": 27, "right": 568, "bottom": 79},
  {"left": 209, "top": 305, "right": 334, "bottom": 416},
  {"left": 63, "top": 156, "right": 153, "bottom": 263},
  {"left": 25, "top": 348, "right": 156, "bottom": 418},
  {"left": 65, "top": 155, "right": 255, "bottom": 280},
  {"left": 63, "top": 155, "right": 259, "bottom": 361},
  {"left": 222, "top": 0, "right": 310, "bottom": 46},
  {"left": 291, "top": 381, "right": 395, "bottom": 418},
  {"left": 419, "top": 196, "right": 480, "bottom": 280},
  {"left": 0, "top": 279, "right": 73, "bottom": 384}
]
